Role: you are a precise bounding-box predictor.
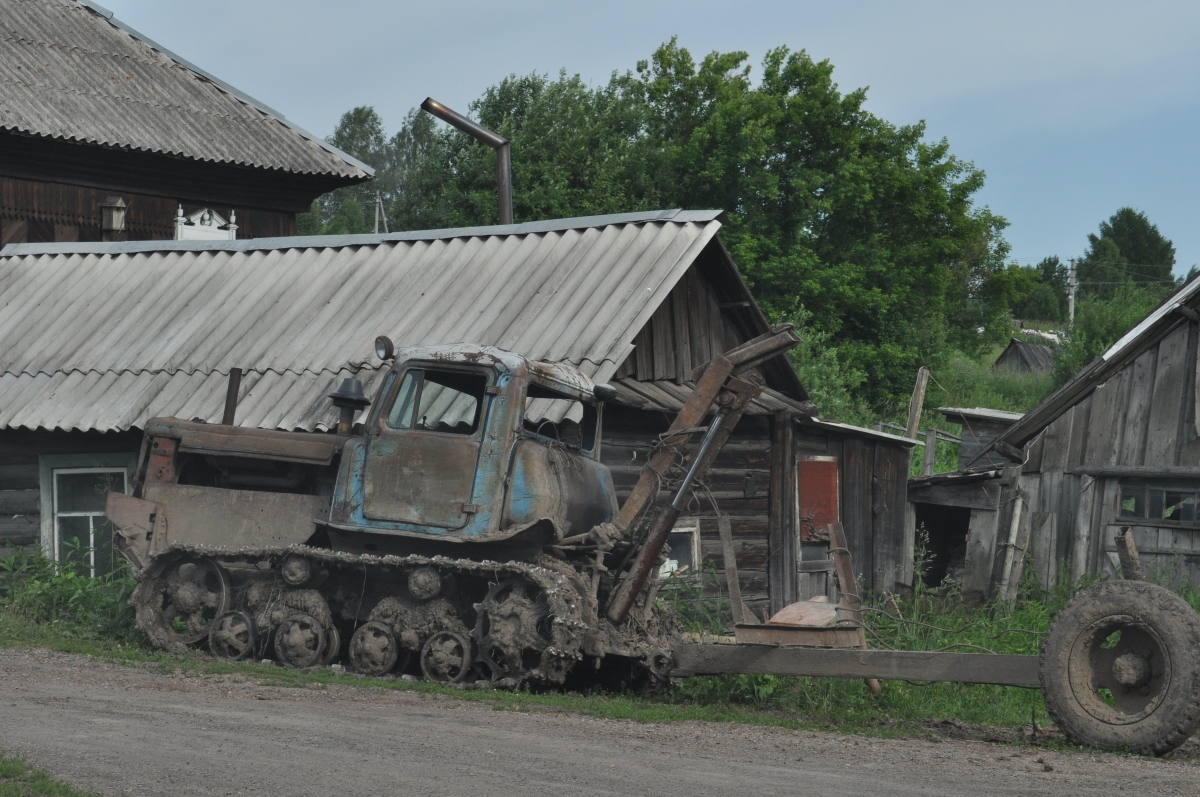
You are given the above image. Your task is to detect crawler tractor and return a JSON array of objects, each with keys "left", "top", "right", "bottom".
[{"left": 106, "top": 328, "right": 799, "bottom": 686}]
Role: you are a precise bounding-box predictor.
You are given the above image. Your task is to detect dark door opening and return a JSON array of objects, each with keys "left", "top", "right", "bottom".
[{"left": 914, "top": 502, "right": 971, "bottom": 587}]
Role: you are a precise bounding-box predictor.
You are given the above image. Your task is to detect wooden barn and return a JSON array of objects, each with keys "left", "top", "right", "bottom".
[
  {"left": 983, "top": 278, "right": 1200, "bottom": 591},
  {"left": 0, "top": 211, "right": 914, "bottom": 618},
  {"left": 993, "top": 338, "right": 1055, "bottom": 373},
  {"left": 0, "top": 0, "right": 370, "bottom": 245}
]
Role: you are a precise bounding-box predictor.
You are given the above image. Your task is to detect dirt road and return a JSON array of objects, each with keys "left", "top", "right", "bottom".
[{"left": 0, "top": 647, "right": 1195, "bottom": 796}]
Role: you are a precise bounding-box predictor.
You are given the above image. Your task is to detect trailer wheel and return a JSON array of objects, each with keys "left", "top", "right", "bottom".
[{"left": 1040, "top": 580, "right": 1200, "bottom": 755}]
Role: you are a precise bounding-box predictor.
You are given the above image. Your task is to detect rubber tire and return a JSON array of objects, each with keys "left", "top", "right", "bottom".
[{"left": 1040, "top": 580, "right": 1200, "bottom": 755}]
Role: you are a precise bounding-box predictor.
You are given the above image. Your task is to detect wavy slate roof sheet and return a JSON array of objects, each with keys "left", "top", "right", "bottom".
[
  {"left": 0, "top": 0, "right": 370, "bottom": 180},
  {"left": 0, "top": 210, "right": 727, "bottom": 432}
]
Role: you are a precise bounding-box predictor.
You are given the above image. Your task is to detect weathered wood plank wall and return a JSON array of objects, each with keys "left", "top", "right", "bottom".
[{"left": 1018, "top": 319, "right": 1200, "bottom": 587}]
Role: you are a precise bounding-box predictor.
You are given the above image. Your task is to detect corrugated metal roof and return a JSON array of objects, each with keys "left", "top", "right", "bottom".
[
  {"left": 0, "top": 211, "right": 729, "bottom": 432},
  {"left": 991, "top": 274, "right": 1200, "bottom": 452},
  {"left": 0, "top": 0, "right": 370, "bottom": 180},
  {"left": 936, "top": 406, "right": 1024, "bottom": 423},
  {"left": 611, "top": 378, "right": 814, "bottom": 417}
]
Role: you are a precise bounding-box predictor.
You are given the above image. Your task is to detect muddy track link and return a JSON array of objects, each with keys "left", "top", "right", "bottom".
[{"left": 133, "top": 544, "right": 610, "bottom": 685}]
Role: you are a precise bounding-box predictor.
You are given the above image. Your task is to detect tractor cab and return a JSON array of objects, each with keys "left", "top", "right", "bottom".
[{"left": 324, "top": 342, "right": 618, "bottom": 554}]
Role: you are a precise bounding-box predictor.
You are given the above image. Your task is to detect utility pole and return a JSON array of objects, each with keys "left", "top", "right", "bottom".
[
  {"left": 373, "top": 192, "right": 388, "bottom": 235},
  {"left": 1068, "top": 257, "right": 1077, "bottom": 324}
]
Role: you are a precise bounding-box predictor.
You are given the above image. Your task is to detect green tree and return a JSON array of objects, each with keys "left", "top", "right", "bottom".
[
  {"left": 306, "top": 41, "right": 1008, "bottom": 407},
  {"left": 1078, "top": 208, "right": 1175, "bottom": 299},
  {"left": 1054, "top": 284, "right": 1171, "bottom": 383}
]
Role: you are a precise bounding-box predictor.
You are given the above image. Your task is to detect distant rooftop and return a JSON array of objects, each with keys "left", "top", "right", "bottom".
[
  {"left": 937, "top": 407, "right": 1024, "bottom": 423},
  {"left": 0, "top": 0, "right": 371, "bottom": 181}
]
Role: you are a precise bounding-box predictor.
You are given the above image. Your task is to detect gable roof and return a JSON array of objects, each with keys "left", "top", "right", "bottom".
[
  {"left": 0, "top": 0, "right": 371, "bottom": 181},
  {"left": 993, "top": 338, "right": 1054, "bottom": 372},
  {"left": 990, "top": 275, "right": 1200, "bottom": 454},
  {"left": 0, "top": 209, "right": 806, "bottom": 432}
]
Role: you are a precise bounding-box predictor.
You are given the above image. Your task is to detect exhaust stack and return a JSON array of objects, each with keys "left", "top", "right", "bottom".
[{"left": 420, "top": 98, "right": 513, "bottom": 225}]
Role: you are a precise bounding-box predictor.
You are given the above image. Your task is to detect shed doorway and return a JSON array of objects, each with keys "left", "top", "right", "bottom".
[{"left": 913, "top": 502, "right": 970, "bottom": 587}]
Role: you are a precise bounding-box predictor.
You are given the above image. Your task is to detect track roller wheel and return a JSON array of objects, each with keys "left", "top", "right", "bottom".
[
  {"left": 209, "top": 610, "right": 257, "bottom": 661},
  {"left": 349, "top": 621, "right": 401, "bottom": 676},
  {"left": 420, "top": 631, "right": 472, "bottom": 684},
  {"left": 320, "top": 625, "right": 343, "bottom": 667},
  {"left": 1041, "top": 579, "right": 1200, "bottom": 755},
  {"left": 274, "top": 613, "right": 327, "bottom": 669}
]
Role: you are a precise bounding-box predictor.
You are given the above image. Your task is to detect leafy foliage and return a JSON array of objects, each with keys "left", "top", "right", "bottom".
[
  {"left": 1053, "top": 284, "right": 1171, "bottom": 384},
  {"left": 305, "top": 40, "right": 1008, "bottom": 408},
  {"left": 0, "top": 546, "right": 140, "bottom": 644},
  {"left": 1078, "top": 207, "right": 1176, "bottom": 299}
]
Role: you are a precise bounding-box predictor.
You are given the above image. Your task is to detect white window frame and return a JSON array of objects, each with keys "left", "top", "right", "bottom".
[
  {"left": 39, "top": 454, "right": 136, "bottom": 576},
  {"left": 660, "top": 517, "right": 702, "bottom": 577}
]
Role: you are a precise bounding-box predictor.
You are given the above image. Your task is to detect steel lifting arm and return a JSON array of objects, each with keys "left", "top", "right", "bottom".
[{"left": 605, "top": 325, "right": 800, "bottom": 623}]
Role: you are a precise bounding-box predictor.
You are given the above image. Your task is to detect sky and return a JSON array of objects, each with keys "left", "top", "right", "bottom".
[{"left": 100, "top": 0, "right": 1200, "bottom": 276}]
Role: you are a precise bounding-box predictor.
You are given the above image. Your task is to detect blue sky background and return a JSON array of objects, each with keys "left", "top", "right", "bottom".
[{"left": 101, "top": 0, "right": 1200, "bottom": 275}]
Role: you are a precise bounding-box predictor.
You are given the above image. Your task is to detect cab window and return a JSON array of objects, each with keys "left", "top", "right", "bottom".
[
  {"left": 385, "top": 369, "right": 488, "bottom": 435},
  {"left": 523, "top": 384, "right": 598, "bottom": 452}
]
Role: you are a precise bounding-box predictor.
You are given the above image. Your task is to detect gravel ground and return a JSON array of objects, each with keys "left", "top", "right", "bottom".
[{"left": 0, "top": 647, "right": 1197, "bottom": 797}]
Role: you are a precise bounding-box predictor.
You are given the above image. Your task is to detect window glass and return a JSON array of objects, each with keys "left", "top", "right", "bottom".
[
  {"left": 1118, "top": 481, "right": 1200, "bottom": 526},
  {"left": 53, "top": 469, "right": 127, "bottom": 578},
  {"left": 660, "top": 519, "right": 702, "bottom": 577},
  {"left": 1119, "top": 485, "right": 1145, "bottom": 518},
  {"left": 385, "top": 369, "right": 487, "bottom": 435},
  {"left": 386, "top": 372, "right": 420, "bottom": 429}
]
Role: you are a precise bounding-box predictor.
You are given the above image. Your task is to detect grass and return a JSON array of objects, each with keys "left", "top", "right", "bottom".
[
  {"left": 2, "top": 546, "right": 1198, "bottom": 753},
  {"left": 0, "top": 752, "right": 97, "bottom": 797}
]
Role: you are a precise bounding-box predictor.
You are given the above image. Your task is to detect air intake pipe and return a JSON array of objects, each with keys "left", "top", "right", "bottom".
[{"left": 420, "top": 98, "right": 513, "bottom": 225}]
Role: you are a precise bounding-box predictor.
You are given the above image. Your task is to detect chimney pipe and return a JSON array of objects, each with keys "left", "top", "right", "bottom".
[
  {"left": 221, "top": 368, "right": 242, "bottom": 426},
  {"left": 420, "top": 98, "right": 512, "bottom": 225}
]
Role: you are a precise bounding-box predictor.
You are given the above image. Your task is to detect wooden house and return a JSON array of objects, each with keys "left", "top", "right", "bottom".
[
  {"left": 0, "top": 0, "right": 370, "bottom": 245},
  {"left": 0, "top": 211, "right": 914, "bottom": 617},
  {"left": 982, "top": 278, "right": 1200, "bottom": 591}
]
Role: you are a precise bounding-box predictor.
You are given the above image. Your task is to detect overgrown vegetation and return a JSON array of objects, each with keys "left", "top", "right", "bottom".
[
  {"left": 3, "top": 545, "right": 1199, "bottom": 742},
  {"left": 0, "top": 546, "right": 143, "bottom": 647}
]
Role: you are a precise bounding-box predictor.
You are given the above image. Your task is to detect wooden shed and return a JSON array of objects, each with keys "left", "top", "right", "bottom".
[
  {"left": 993, "top": 338, "right": 1055, "bottom": 373},
  {"left": 985, "top": 277, "right": 1200, "bottom": 591},
  {"left": 0, "top": 211, "right": 914, "bottom": 619},
  {"left": 0, "top": 0, "right": 369, "bottom": 245}
]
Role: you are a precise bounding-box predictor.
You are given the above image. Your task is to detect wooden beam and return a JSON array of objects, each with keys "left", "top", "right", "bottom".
[
  {"left": 671, "top": 643, "right": 1040, "bottom": 686},
  {"left": 921, "top": 427, "right": 937, "bottom": 476},
  {"left": 905, "top": 367, "right": 930, "bottom": 440},
  {"left": 717, "top": 514, "right": 745, "bottom": 624},
  {"left": 767, "top": 411, "right": 796, "bottom": 613},
  {"left": 1070, "top": 465, "right": 1200, "bottom": 479},
  {"left": 907, "top": 481, "right": 1001, "bottom": 511}
]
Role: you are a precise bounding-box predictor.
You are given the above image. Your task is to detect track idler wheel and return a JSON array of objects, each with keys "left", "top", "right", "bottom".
[
  {"left": 274, "top": 613, "right": 327, "bottom": 669},
  {"left": 135, "top": 554, "right": 230, "bottom": 649},
  {"left": 209, "top": 610, "right": 257, "bottom": 661},
  {"left": 420, "top": 631, "right": 472, "bottom": 684},
  {"left": 472, "top": 578, "right": 551, "bottom": 681},
  {"left": 1041, "top": 579, "right": 1200, "bottom": 755},
  {"left": 349, "top": 621, "right": 402, "bottom": 676}
]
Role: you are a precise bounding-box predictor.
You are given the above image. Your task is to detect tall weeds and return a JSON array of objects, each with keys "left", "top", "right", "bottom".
[{"left": 0, "top": 546, "right": 141, "bottom": 644}]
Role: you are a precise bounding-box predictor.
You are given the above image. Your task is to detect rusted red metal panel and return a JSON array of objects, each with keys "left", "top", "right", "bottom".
[{"left": 799, "top": 458, "right": 839, "bottom": 541}]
